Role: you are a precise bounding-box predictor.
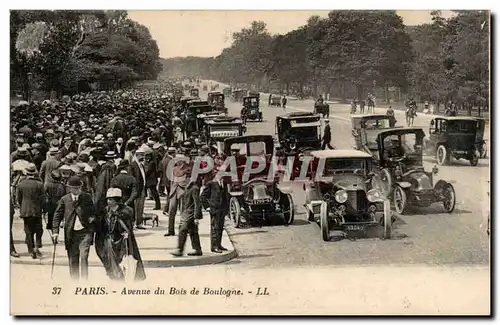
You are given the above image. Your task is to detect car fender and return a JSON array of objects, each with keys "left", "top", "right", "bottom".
[
  {"left": 278, "top": 186, "right": 293, "bottom": 194},
  {"left": 395, "top": 181, "right": 412, "bottom": 189},
  {"left": 229, "top": 191, "right": 243, "bottom": 196},
  {"left": 434, "top": 180, "right": 451, "bottom": 191}
]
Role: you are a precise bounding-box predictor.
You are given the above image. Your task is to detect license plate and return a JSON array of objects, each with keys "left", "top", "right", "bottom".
[{"left": 346, "top": 225, "right": 364, "bottom": 231}]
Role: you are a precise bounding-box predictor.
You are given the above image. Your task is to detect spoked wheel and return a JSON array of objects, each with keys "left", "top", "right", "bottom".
[
  {"left": 229, "top": 197, "right": 242, "bottom": 228},
  {"left": 470, "top": 150, "right": 479, "bottom": 166},
  {"left": 281, "top": 193, "right": 295, "bottom": 225},
  {"left": 379, "top": 200, "right": 392, "bottom": 239},
  {"left": 378, "top": 169, "right": 393, "bottom": 198},
  {"left": 320, "top": 202, "right": 329, "bottom": 241},
  {"left": 442, "top": 183, "right": 456, "bottom": 213},
  {"left": 393, "top": 185, "right": 408, "bottom": 215},
  {"left": 436, "top": 145, "right": 449, "bottom": 166}
]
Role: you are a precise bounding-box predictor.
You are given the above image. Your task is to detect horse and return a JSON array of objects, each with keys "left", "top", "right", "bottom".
[
  {"left": 367, "top": 98, "right": 375, "bottom": 113},
  {"left": 405, "top": 106, "right": 417, "bottom": 126}
]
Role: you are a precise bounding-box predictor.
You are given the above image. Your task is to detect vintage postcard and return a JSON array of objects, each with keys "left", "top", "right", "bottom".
[{"left": 9, "top": 9, "right": 490, "bottom": 315}]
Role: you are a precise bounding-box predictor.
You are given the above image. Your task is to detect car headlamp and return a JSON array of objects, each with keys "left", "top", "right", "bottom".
[
  {"left": 367, "top": 189, "right": 382, "bottom": 202},
  {"left": 335, "top": 190, "right": 348, "bottom": 203}
]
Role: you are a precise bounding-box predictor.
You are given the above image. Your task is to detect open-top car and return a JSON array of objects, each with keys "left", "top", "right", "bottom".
[
  {"left": 424, "top": 116, "right": 487, "bottom": 166},
  {"left": 190, "top": 88, "right": 200, "bottom": 98},
  {"left": 207, "top": 91, "right": 226, "bottom": 113},
  {"left": 374, "top": 127, "right": 456, "bottom": 214},
  {"left": 242, "top": 96, "right": 262, "bottom": 122},
  {"left": 270, "top": 94, "right": 281, "bottom": 107},
  {"left": 276, "top": 112, "right": 322, "bottom": 155},
  {"left": 351, "top": 114, "right": 396, "bottom": 162},
  {"left": 232, "top": 89, "right": 248, "bottom": 102},
  {"left": 221, "top": 135, "right": 294, "bottom": 228},
  {"left": 303, "top": 149, "right": 392, "bottom": 241},
  {"left": 314, "top": 102, "right": 330, "bottom": 118}
]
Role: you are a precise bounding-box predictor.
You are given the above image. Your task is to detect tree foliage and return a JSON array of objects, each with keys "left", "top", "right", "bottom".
[{"left": 11, "top": 10, "right": 163, "bottom": 97}]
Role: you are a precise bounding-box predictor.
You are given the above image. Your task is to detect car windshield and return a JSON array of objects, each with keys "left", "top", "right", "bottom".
[
  {"left": 324, "top": 158, "right": 366, "bottom": 175},
  {"left": 448, "top": 120, "right": 477, "bottom": 133},
  {"left": 290, "top": 126, "right": 318, "bottom": 139},
  {"left": 382, "top": 133, "right": 418, "bottom": 154}
]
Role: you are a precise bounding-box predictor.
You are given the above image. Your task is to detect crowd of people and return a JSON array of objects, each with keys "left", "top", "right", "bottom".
[{"left": 10, "top": 83, "right": 230, "bottom": 281}]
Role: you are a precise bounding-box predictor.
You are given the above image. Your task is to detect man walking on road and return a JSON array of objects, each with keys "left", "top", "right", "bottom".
[
  {"left": 201, "top": 175, "right": 229, "bottom": 253},
  {"left": 130, "top": 145, "right": 147, "bottom": 229},
  {"left": 321, "top": 120, "right": 334, "bottom": 150},
  {"left": 52, "top": 176, "right": 96, "bottom": 280}
]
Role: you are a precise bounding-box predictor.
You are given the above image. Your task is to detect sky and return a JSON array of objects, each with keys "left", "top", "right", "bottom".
[{"left": 128, "top": 10, "right": 454, "bottom": 59}]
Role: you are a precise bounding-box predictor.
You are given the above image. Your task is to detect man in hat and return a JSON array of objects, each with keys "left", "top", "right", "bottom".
[
  {"left": 60, "top": 136, "right": 73, "bottom": 159},
  {"left": 44, "top": 170, "right": 66, "bottom": 231},
  {"left": 110, "top": 160, "right": 138, "bottom": 210},
  {"left": 201, "top": 174, "right": 229, "bottom": 253},
  {"left": 16, "top": 164, "right": 47, "bottom": 259},
  {"left": 31, "top": 143, "right": 45, "bottom": 171},
  {"left": 145, "top": 149, "right": 161, "bottom": 210},
  {"left": 321, "top": 120, "right": 334, "bottom": 150},
  {"left": 165, "top": 151, "right": 192, "bottom": 236},
  {"left": 159, "top": 147, "right": 176, "bottom": 201},
  {"left": 40, "top": 147, "right": 62, "bottom": 185},
  {"left": 171, "top": 174, "right": 203, "bottom": 257},
  {"left": 114, "top": 137, "right": 125, "bottom": 159},
  {"left": 52, "top": 176, "right": 96, "bottom": 280},
  {"left": 94, "top": 151, "right": 117, "bottom": 216},
  {"left": 130, "top": 145, "right": 148, "bottom": 229}
]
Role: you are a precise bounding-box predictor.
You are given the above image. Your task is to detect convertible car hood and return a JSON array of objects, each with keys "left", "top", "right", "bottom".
[{"left": 331, "top": 175, "right": 368, "bottom": 191}]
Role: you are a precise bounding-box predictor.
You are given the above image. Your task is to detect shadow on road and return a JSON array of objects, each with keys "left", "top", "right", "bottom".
[
  {"left": 236, "top": 253, "right": 273, "bottom": 259},
  {"left": 227, "top": 230, "right": 269, "bottom": 236},
  {"left": 291, "top": 219, "right": 311, "bottom": 226}
]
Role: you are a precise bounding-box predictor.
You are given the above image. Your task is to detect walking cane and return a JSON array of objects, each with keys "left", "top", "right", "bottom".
[{"left": 51, "top": 238, "right": 57, "bottom": 279}]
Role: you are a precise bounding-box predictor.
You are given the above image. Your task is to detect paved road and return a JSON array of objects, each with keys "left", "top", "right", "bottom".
[{"left": 201, "top": 80, "right": 490, "bottom": 267}]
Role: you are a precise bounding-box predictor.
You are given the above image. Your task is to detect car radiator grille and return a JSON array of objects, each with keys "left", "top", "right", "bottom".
[{"left": 346, "top": 190, "right": 368, "bottom": 214}]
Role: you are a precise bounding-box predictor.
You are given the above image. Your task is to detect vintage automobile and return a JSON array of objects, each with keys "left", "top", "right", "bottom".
[
  {"left": 207, "top": 91, "right": 227, "bottom": 113},
  {"left": 270, "top": 94, "right": 282, "bottom": 107},
  {"left": 222, "top": 87, "right": 232, "bottom": 97},
  {"left": 232, "top": 89, "right": 248, "bottom": 102},
  {"left": 192, "top": 111, "right": 227, "bottom": 142},
  {"left": 303, "top": 150, "right": 392, "bottom": 241},
  {"left": 424, "top": 116, "right": 487, "bottom": 166},
  {"left": 351, "top": 114, "right": 396, "bottom": 162},
  {"left": 190, "top": 88, "right": 200, "bottom": 98},
  {"left": 182, "top": 100, "right": 213, "bottom": 138},
  {"left": 203, "top": 116, "right": 246, "bottom": 146},
  {"left": 374, "top": 127, "right": 456, "bottom": 214},
  {"left": 276, "top": 112, "right": 322, "bottom": 155},
  {"left": 248, "top": 91, "right": 260, "bottom": 101},
  {"left": 242, "top": 96, "right": 262, "bottom": 122},
  {"left": 313, "top": 102, "right": 330, "bottom": 118},
  {"left": 221, "top": 135, "right": 294, "bottom": 228}
]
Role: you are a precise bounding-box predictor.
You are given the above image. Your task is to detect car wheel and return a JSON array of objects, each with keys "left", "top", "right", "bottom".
[
  {"left": 379, "top": 200, "right": 392, "bottom": 239},
  {"left": 470, "top": 150, "right": 479, "bottom": 166},
  {"left": 393, "top": 185, "right": 408, "bottom": 215},
  {"left": 379, "top": 169, "right": 393, "bottom": 198},
  {"left": 436, "top": 145, "right": 449, "bottom": 166},
  {"left": 282, "top": 194, "right": 295, "bottom": 225},
  {"left": 442, "top": 183, "right": 456, "bottom": 213},
  {"left": 229, "top": 197, "right": 242, "bottom": 228},
  {"left": 320, "top": 202, "right": 329, "bottom": 241}
]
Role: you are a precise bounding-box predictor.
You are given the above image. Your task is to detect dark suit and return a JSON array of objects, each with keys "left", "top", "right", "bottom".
[
  {"left": 16, "top": 177, "right": 46, "bottom": 252},
  {"left": 114, "top": 144, "right": 125, "bottom": 159},
  {"left": 40, "top": 157, "right": 61, "bottom": 184},
  {"left": 52, "top": 192, "right": 95, "bottom": 280},
  {"left": 322, "top": 124, "right": 333, "bottom": 149},
  {"left": 129, "top": 160, "right": 146, "bottom": 225},
  {"left": 145, "top": 160, "right": 161, "bottom": 209},
  {"left": 201, "top": 180, "right": 229, "bottom": 250},
  {"left": 110, "top": 173, "right": 139, "bottom": 207},
  {"left": 177, "top": 184, "right": 203, "bottom": 253},
  {"left": 44, "top": 179, "right": 66, "bottom": 230}
]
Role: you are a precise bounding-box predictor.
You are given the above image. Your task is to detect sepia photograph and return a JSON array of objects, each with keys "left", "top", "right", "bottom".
[{"left": 7, "top": 4, "right": 491, "bottom": 316}]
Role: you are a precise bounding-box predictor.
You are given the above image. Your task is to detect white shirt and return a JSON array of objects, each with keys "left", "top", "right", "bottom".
[{"left": 71, "top": 194, "right": 84, "bottom": 231}]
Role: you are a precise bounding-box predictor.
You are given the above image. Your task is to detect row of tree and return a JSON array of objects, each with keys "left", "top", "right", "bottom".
[
  {"left": 11, "top": 10, "right": 163, "bottom": 98},
  {"left": 162, "top": 10, "right": 489, "bottom": 111}
]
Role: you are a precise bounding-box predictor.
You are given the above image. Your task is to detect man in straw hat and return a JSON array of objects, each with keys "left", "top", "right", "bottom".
[
  {"left": 16, "top": 164, "right": 47, "bottom": 259},
  {"left": 40, "top": 147, "right": 62, "bottom": 185},
  {"left": 52, "top": 176, "right": 96, "bottom": 280}
]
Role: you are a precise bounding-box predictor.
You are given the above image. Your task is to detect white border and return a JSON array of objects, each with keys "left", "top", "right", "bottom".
[{"left": 2, "top": 0, "right": 497, "bottom": 322}]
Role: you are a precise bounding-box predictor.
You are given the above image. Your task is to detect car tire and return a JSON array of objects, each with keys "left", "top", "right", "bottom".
[
  {"left": 282, "top": 193, "right": 295, "bottom": 225},
  {"left": 382, "top": 200, "right": 392, "bottom": 239},
  {"left": 379, "top": 169, "right": 393, "bottom": 198},
  {"left": 229, "top": 197, "right": 242, "bottom": 228},
  {"left": 442, "top": 183, "right": 456, "bottom": 213},
  {"left": 436, "top": 145, "right": 450, "bottom": 166},
  {"left": 320, "top": 202, "right": 329, "bottom": 241},
  {"left": 393, "top": 185, "right": 408, "bottom": 215}
]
